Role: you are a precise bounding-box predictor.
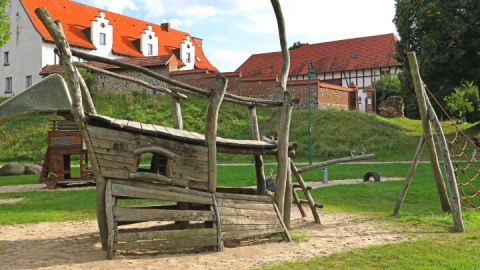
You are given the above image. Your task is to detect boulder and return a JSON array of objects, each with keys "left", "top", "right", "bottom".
[
  {"left": 24, "top": 164, "right": 43, "bottom": 175},
  {"left": 0, "top": 163, "right": 26, "bottom": 176}
]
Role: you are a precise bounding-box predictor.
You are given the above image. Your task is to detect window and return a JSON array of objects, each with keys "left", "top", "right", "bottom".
[
  {"left": 186, "top": 52, "right": 191, "bottom": 63},
  {"left": 367, "top": 98, "right": 372, "bottom": 105},
  {"left": 147, "top": 44, "right": 153, "bottom": 56},
  {"left": 3, "top": 52, "right": 9, "bottom": 65},
  {"left": 26, "top": 75, "right": 32, "bottom": 88},
  {"left": 99, "top": 33, "right": 106, "bottom": 45},
  {"left": 5, "top": 77, "right": 12, "bottom": 94}
]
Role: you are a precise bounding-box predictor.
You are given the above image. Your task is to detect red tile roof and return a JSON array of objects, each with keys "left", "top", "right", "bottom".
[
  {"left": 40, "top": 54, "right": 180, "bottom": 75},
  {"left": 236, "top": 34, "right": 400, "bottom": 77},
  {"left": 20, "top": 0, "right": 217, "bottom": 71}
]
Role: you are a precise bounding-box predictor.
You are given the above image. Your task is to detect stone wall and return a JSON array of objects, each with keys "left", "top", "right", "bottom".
[{"left": 378, "top": 96, "right": 404, "bottom": 117}]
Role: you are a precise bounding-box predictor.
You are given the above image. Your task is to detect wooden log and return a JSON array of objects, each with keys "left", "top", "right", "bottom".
[
  {"left": 206, "top": 75, "right": 228, "bottom": 192},
  {"left": 170, "top": 96, "right": 184, "bottom": 130},
  {"left": 211, "top": 193, "right": 224, "bottom": 251},
  {"left": 76, "top": 62, "right": 187, "bottom": 99},
  {"left": 283, "top": 159, "right": 292, "bottom": 228},
  {"left": 274, "top": 92, "right": 293, "bottom": 217},
  {"left": 407, "top": 52, "right": 451, "bottom": 212},
  {"left": 290, "top": 160, "right": 321, "bottom": 224},
  {"left": 299, "top": 199, "right": 324, "bottom": 209},
  {"left": 297, "top": 154, "right": 375, "bottom": 174},
  {"left": 292, "top": 188, "right": 306, "bottom": 218},
  {"left": 54, "top": 20, "right": 96, "bottom": 115},
  {"left": 425, "top": 96, "right": 465, "bottom": 232},
  {"left": 393, "top": 135, "right": 425, "bottom": 216},
  {"left": 35, "top": 9, "right": 108, "bottom": 249},
  {"left": 272, "top": 201, "right": 292, "bottom": 242},
  {"left": 249, "top": 106, "right": 267, "bottom": 195},
  {"left": 70, "top": 48, "right": 283, "bottom": 107},
  {"left": 114, "top": 208, "right": 215, "bottom": 222},
  {"left": 105, "top": 180, "right": 115, "bottom": 259}
]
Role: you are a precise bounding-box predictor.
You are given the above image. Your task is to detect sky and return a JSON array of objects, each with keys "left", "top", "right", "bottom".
[{"left": 74, "top": 0, "right": 397, "bottom": 72}]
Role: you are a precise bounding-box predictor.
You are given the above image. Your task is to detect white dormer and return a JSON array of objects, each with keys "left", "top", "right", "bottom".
[
  {"left": 140, "top": 25, "right": 158, "bottom": 56},
  {"left": 179, "top": 36, "right": 195, "bottom": 70},
  {"left": 90, "top": 11, "right": 113, "bottom": 56}
]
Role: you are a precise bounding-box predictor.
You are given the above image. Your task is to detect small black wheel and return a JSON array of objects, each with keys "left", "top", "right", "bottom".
[{"left": 363, "top": 171, "right": 381, "bottom": 182}]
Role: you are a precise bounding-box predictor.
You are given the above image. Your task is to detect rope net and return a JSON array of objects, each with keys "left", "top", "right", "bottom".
[{"left": 425, "top": 85, "right": 480, "bottom": 209}]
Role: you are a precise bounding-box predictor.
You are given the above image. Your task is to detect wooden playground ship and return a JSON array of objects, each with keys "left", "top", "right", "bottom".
[{"left": 20, "top": 2, "right": 320, "bottom": 259}]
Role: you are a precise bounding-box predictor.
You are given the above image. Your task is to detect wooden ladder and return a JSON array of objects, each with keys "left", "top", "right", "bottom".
[{"left": 290, "top": 160, "right": 321, "bottom": 224}]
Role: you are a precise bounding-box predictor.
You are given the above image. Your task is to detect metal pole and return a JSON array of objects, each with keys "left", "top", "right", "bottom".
[{"left": 307, "top": 62, "right": 314, "bottom": 165}]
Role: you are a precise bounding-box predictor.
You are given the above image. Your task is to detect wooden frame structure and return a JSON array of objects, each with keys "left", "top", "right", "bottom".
[
  {"left": 32, "top": 0, "right": 312, "bottom": 259},
  {"left": 393, "top": 52, "right": 464, "bottom": 232}
]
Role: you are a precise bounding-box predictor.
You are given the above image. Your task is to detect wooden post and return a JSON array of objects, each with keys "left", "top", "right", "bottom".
[
  {"left": 407, "top": 52, "right": 451, "bottom": 212},
  {"left": 292, "top": 188, "right": 306, "bottom": 217},
  {"left": 290, "top": 160, "right": 321, "bottom": 224},
  {"left": 393, "top": 135, "right": 425, "bottom": 216},
  {"left": 35, "top": 8, "right": 109, "bottom": 249},
  {"left": 105, "top": 180, "right": 115, "bottom": 259},
  {"left": 248, "top": 106, "right": 267, "bottom": 195},
  {"left": 206, "top": 75, "right": 228, "bottom": 192},
  {"left": 426, "top": 98, "right": 465, "bottom": 232},
  {"left": 283, "top": 159, "right": 292, "bottom": 228},
  {"left": 171, "top": 96, "right": 183, "bottom": 130}
]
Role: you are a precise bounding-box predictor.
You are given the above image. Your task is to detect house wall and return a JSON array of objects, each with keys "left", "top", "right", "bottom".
[{"left": 0, "top": 0, "right": 44, "bottom": 96}]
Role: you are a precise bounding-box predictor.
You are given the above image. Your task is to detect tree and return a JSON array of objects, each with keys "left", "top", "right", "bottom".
[
  {"left": 0, "top": 0, "right": 9, "bottom": 46},
  {"left": 394, "top": 0, "right": 480, "bottom": 118},
  {"left": 372, "top": 74, "right": 401, "bottom": 108},
  {"left": 443, "top": 86, "right": 474, "bottom": 120}
]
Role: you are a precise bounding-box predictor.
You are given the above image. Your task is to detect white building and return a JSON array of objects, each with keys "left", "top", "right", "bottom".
[{"left": 1, "top": 0, "right": 217, "bottom": 97}]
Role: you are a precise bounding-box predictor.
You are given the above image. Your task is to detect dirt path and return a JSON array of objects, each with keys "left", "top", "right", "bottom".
[{"left": 0, "top": 210, "right": 411, "bottom": 270}]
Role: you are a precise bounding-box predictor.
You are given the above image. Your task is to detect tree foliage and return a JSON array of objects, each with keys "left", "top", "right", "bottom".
[
  {"left": 443, "top": 84, "right": 474, "bottom": 119},
  {"left": 372, "top": 74, "right": 401, "bottom": 107},
  {"left": 289, "top": 41, "right": 308, "bottom": 50},
  {"left": 394, "top": 0, "right": 480, "bottom": 118},
  {"left": 0, "top": 0, "right": 9, "bottom": 47}
]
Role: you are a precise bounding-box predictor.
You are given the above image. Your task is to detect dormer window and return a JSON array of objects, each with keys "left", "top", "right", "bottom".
[
  {"left": 140, "top": 25, "right": 158, "bottom": 56},
  {"left": 179, "top": 36, "right": 195, "bottom": 70},
  {"left": 99, "top": 33, "right": 106, "bottom": 45}
]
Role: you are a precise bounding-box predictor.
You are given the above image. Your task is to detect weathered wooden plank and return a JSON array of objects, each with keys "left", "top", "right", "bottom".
[
  {"left": 114, "top": 208, "right": 215, "bottom": 222},
  {"left": 94, "top": 147, "right": 135, "bottom": 158},
  {"left": 105, "top": 180, "right": 116, "bottom": 259},
  {"left": 221, "top": 215, "right": 281, "bottom": 225},
  {"left": 216, "top": 187, "right": 258, "bottom": 195},
  {"left": 111, "top": 179, "right": 212, "bottom": 198},
  {"left": 115, "top": 235, "right": 217, "bottom": 250},
  {"left": 215, "top": 192, "right": 273, "bottom": 203},
  {"left": 211, "top": 193, "right": 223, "bottom": 251},
  {"left": 221, "top": 224, "right": 283, "bottom": 232},
  {"left": 95, "top": 152, "right": 138, "bottom": 164},
  {"left": 217, "top": 200, "right": 275, "bottom": 211},
  {"left": 111, "top": 183, "right": 212, "bottom": 204},
  {"left": 97, "top": 158, "right": 134, "bottom": 170},
  {"left": 223, "top": 228, "right": 283, "bottom": 239},
  {"left": 117, "top": 228, "right": 216, "bottom": 243},
  {"left": 218, "top": 207, "right": 278, "bottom": 218},
  {"left": 101, "top": 167, "right": 129, "bottom": 179}
]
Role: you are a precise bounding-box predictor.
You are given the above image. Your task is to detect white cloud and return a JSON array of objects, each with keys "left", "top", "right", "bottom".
[
  {"left": 137, "top": 0, "right": 217, "bottom": 26},
  {"left": 91, "top": 0, "right": 137, "bottom": 14},
  {"left": 209, "top": 49, "right": 249, "bottom": 71}
]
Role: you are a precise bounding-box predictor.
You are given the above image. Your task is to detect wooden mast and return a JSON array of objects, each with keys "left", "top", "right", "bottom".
[{"left": 35, "top": 8, "right": 109, "bottom": 248}]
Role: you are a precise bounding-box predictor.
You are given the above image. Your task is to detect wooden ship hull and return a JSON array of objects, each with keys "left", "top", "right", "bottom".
[{"left": 86, "top": 114, "right": 289, "bottom": 255}]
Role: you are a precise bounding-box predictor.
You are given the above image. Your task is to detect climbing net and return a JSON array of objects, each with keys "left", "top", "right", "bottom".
[{"left": 425, "top": 86, "right": 480, "bottom": 209}]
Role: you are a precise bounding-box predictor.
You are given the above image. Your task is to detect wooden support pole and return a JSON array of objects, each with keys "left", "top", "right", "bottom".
[
  {"left": 206, "top": 75, "right": 228, "bottom": 192},
  {"left": 105, "top": 180, "right": 115, "bottom": 259},
  {"left": 171, "top": 96, "right": 184, "bottom": 130},
  {"left": 248, "top": 106, "right": 267, "bottom": 195},
  {"left": 274, "top": 92, "right": 293, "bottom": 216},
  {"left": 290, "top": 160, "right": 321, "bottom": 224},
  {"left": 35, "top": 8, "right": 109, "bottom": 249},
  {"left": 426, "top": 97, "right": 465, "bottom": 232},
  {"left": 393, "top": 135, "right": 425, "bottom": 216},
  {"left": 283, "top": 160, "right": 292, "bottom": 228},
  {"left": 407, "top": 52, "right": 451, "bottom": 213}
]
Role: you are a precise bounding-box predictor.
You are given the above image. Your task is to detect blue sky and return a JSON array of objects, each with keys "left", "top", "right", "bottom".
[{"left": 75, "top": 0, "right": 397, "bottom": 72}]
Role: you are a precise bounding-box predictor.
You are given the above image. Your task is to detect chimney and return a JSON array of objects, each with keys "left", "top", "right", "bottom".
[{"left": 161, "top": 22, "right": 170, "bottom": 32}]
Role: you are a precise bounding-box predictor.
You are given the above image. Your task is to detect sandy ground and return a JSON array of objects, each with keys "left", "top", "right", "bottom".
[{"left": 0, "top": 210, "right": 412, "bottom": 270}]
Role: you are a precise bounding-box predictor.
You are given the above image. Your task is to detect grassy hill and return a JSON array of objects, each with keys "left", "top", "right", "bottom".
[{"left": 0, "top": 92, "right": 477, "bottom": 163}]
